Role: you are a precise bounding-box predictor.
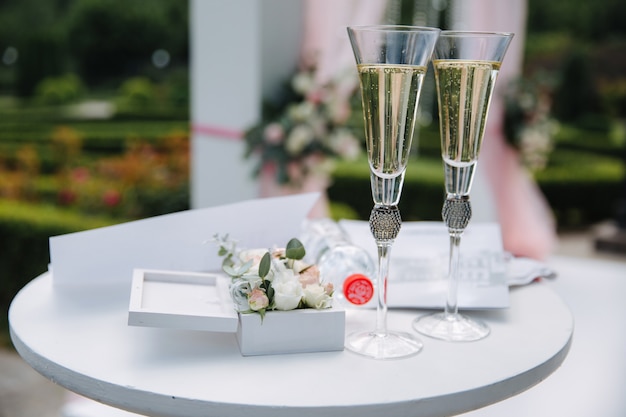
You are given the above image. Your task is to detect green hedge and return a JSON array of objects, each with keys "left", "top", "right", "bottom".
[
  {"left": 553, "top": 119, "right": 625, "bottom": 156},
  {"left": 0, "top": 119, "right": 189, "bottom": 150},
  {"left": 329, "top": 148, "right": 625, "bottom": 228},
  {"left": 0, "top": 200, "right": 120, "bottom": 346},
  {"left": 535, "top": 149, "right": 625, "bottom": 226},
  {"left": 0, "top": 118, "right": 189, "bottom": 173}
]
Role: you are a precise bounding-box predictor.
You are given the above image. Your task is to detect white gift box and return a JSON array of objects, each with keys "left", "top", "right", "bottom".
[
  {"left": 236, "top": 306, "right": 345, "bottom": 356},
  {"left": 128, "top": 269, "right": 345, "bottom": 356}
]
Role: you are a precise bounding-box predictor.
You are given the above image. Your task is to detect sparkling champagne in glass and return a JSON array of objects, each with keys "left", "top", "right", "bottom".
[
  {"left": 413, "top": 31, "right": 513, "bottom": 342},
  {"left": 362, "top": 64, "right": 425, "bottom": 206},
  {"left": 347, "top": 25, "right": 439, "bottom": 359}
]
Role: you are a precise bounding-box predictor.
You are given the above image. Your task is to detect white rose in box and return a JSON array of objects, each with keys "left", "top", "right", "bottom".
[
  {"left": 214, "top": 234, "right": 345, "bottom": 355},
  {"left": 272, "top": 276, "right": 304, "bottom": 311},
  {"left": 303, "top": 283, "right": 333, "bottom": 309},
  {"left": 214, "top": 234, "right": 336, "bottom": 318}
]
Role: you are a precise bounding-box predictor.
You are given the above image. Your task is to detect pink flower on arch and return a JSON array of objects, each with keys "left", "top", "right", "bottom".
[{"left": 263, "top": 123, "right": 285, "bottom": 145}]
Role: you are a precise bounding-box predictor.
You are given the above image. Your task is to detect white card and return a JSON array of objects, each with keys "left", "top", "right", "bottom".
[
  {"left": 339, "top": 220, "right": 510, "bottom": 309},
  {"left": 50, "top": 193, "right": 320, "bottom": 288}
]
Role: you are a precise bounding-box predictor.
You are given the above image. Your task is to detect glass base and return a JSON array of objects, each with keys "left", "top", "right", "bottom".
[
  {"left": 413, "top": 312, "right": 490, "bottom": 342},
  {"left": 345, "top": 330, "right": 423, "bottom": 360}
]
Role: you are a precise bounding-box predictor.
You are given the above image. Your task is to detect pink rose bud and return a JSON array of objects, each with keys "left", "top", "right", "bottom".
[
  {"left": 306, "top": 90, "right": 324, "bottom": 104},
  {"left": 248, "top": 288, "right": 269, "bottom": 311},
  {"left": 299, "top": 264, "right": 320, "bottom": 287}
]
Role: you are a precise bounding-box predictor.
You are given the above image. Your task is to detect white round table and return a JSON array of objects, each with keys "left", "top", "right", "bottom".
[{"left": 9, "top": 272, "right": 572, "bottom": 417}]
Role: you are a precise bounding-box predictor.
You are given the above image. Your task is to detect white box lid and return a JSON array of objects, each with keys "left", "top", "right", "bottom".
[{"left": 128, "top": 269, "right": 238, "bottom": 333}]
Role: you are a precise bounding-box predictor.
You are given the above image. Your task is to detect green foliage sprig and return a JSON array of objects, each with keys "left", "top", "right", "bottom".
[{"left": 504, "top": 76, "right": 559, "bottom": 172}]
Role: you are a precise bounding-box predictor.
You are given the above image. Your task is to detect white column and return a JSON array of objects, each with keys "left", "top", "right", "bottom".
[{"left": 190, "top": 0, "right": 304, "bottom": 209}]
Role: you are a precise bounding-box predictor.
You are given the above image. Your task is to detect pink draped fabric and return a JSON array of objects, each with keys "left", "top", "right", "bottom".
[
  {"left": 299, "top": 0, "right": 389, "bottom": 146},
  {"left": 262, "top": 0, "right": 387, "bottom": 218},
  {"left": 450, "top": 0, "right": 557, "bottom": 260},
  {"left": 300, "top": 0, "right": 388, "bottom": 87}
]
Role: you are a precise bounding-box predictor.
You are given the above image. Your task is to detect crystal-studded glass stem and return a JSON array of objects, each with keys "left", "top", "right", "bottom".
[
  {"left": 346, "top": 203, "right": 423, "bottom": 359},
  {"left": 369, "top": 205, "right": 401, "bottom": 337},
  {"left": 413, "top": 194, "right": 489, "bottom": 342}
]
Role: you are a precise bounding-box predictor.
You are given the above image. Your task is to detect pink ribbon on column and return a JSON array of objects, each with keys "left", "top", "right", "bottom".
[{"left": 192, "top": 124, "right": 243, "bottom": 141}]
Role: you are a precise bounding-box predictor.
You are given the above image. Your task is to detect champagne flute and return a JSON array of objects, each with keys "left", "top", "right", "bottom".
[
  {"left": 346, "top": 25, "right": 440, "bottom": 359},
  {"left": 413, "top": 31, "right": 513, "bottom": 342}
]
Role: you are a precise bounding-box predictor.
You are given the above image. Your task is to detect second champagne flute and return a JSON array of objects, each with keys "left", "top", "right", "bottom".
[
  {"left": 413, "top": 31, "right": 513, "bottom": 342},
  {"left": 347, "top": 25, "right": 440, "bottom": 359}
]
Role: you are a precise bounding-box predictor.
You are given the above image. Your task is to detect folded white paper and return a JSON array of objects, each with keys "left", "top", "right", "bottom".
[
  {"left": 339, "top": 220, "right": 510, "bottom": 309},
  {"left": 50, "top": 193, "right": 320, "bottom": 288}
]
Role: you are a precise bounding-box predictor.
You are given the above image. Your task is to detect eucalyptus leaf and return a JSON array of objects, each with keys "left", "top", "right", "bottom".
[
  {"left": 285, "top": 238, "right": 305, "bottom": 260},
  {"left": 222, "top": 257, "right": 253, "bottom": 278},
  {"left": 222, "top": 264, "right": 239, "bottom": 277},
  {"left": 259, "top": 252, "right": 271, "bottom": 278},
  {"left": 221, "top": 256, "right": 234, "bottom": 268},
  {"left": 236, "top": 259, "right": 254, "bottom": 275}
]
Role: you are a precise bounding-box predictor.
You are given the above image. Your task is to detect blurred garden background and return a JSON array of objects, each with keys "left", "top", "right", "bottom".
[{"left": 1, "top": 0, "right": 625, "bottom": 346}]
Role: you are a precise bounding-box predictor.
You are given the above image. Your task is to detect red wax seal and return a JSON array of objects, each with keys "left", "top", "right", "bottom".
[{"left": 343, "top": 274, "right": 374, "bottom": 305}]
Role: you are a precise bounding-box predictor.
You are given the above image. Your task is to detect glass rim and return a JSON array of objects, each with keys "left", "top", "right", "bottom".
[
  {"left": 347, "top": 24, "right": 441, "bottom": 33},
  {"left": 439, "top": 30, "right": 514, "bottom": 38}
]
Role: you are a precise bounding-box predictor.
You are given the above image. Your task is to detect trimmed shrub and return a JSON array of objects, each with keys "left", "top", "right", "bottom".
[
  {"left": 535, "top": 149, "right": 625, "bottom": 227},
  {"left": 117, "top": 77, "right": 155, "bottom": 107},
  {"left": 35, "top": 73, "right": 85, "bottom": 105}
]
